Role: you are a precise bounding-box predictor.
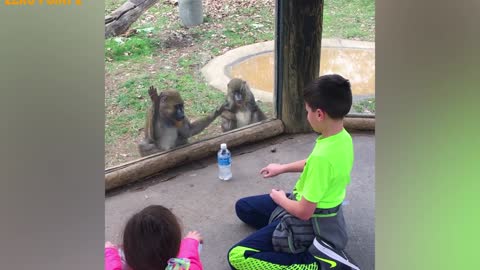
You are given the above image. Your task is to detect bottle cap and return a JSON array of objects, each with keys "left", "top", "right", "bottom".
[{"left": 220, "top": 143, "right": 227, "bottom": 149}]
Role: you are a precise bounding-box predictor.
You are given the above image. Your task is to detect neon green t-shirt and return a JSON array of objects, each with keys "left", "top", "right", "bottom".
[{"left": 293, "top": 128, "right": 354, "bottom": 209}]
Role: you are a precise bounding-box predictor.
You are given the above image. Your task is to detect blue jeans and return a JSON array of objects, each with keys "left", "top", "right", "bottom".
[{"left": 228, "top": 194, "right": 319, "bottom": 270}]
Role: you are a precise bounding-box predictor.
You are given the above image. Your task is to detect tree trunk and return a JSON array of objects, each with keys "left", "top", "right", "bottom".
[
  {"left": 105, "top": 0, "right": 159, "bottom": 38},
  {"left": 275, "top": 0, "right": 324, "bottom": 133}
]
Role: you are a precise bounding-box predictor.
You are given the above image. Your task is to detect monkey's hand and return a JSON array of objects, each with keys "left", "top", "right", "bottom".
[
  {"left": 215, "top": 101, "right": 230, "bottom": 117},
  {"left": 148, "top": 86, "right": 159, "bottom": 102},
  {"left": 221, "top": 110, "right": 236, "bottom": 120}
]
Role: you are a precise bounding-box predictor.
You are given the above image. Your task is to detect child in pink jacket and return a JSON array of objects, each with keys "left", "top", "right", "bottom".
[{"left": 105, "top": 205, "right": 203, "bottom": 270}]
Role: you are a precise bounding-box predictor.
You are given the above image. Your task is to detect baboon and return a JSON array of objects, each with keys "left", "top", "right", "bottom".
[
  {"left": 138, "top": 86, "right": 226, "bottom": 156},
  {"left": 221, "top": 78, "right": 267, "bottom": 132}
]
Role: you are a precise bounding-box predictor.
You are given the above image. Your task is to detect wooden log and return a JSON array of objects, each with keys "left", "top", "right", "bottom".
[
  {"left": 105, "top": 0, "right": 159, "bottom": 38},
  {"left": 276, "top": 0, "right": 324, "bottom": 133},
  {"left": 105, "top": 119, "right": 285, "bottom": 191},
  {"left": 344, "top": 117, "right": 375, "bottom": 131}
]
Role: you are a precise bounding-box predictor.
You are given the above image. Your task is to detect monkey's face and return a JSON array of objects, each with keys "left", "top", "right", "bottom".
[
  {"left": 173, "top": 103, "right": 185, "bottom": 121},
  {"left": 227, "top": 78, "right": 247, "bottom": 107},
  {"left": 233, "top": 89, "right": 245, "bottom": 106},
  {"left": 161, "top": 102, "right": 184, "bottom": 121},
  {"left": 159, "top": 91, "right": 185, "bottom": 124}
]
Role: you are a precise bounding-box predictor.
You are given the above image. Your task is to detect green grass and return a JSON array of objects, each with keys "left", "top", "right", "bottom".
[
  {"left": 105, "top": 76, "right": 151, "bottom": 143},
  {"left": 353, "top": 98, "right": 376, "bottom": 113},
  {"left": 178, "top": 54, "right": 199, "bottom": 69},
  {"left": 323, "top": 0, "right": 375, "bottom": 41},
  {"left": 105, "top": 112, "right": 145, "bottom": 144},
  {"left": 105, "top": 33, "right": 161, "bottom": 61},
  {"left": 117, "top": 77, "right": 152, "bottom": 111},
  {"left": 221, "top": 6, "right": 275, "bottom": 48}
]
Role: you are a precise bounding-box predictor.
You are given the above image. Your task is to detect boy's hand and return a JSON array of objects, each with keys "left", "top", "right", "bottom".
[
  {"left": 270, "top": 189, "right": 287, "bottom": 204},
  {"left": 260, "top": 163, "right": 284, "bottom": 178},
  {"left": 185, "top": 230, "right": 203, "bottom": 243}
]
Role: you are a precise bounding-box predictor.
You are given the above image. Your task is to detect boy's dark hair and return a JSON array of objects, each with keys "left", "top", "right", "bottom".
[
  {"left": 123, "top": 205, "right": 182, "bottom": 270},
  {"left": 303, "top": 74, "right": 352, "bottom": 119}
]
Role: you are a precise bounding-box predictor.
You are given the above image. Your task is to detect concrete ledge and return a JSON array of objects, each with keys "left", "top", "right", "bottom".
[{"left": 201, "top": 41, "right": 274, "bottom": 102}]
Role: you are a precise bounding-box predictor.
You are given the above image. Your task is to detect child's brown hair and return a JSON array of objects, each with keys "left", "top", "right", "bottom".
[{"left": 123, "top": 205, "right": 182, "bottom": 270}]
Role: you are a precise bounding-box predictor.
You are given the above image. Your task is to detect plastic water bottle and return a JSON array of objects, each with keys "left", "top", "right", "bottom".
[{"left": 218, "top": 143, "right": 232, "bottom": 180}]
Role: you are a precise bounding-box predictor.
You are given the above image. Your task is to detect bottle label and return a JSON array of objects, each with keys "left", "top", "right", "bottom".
[{"left": 218, "top": 156, "right": 231, "bottom": 166}]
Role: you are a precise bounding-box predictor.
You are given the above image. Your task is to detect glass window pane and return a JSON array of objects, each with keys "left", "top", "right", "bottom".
[{"left": 105, "top": 0, "right": 276, "bottom": 168}]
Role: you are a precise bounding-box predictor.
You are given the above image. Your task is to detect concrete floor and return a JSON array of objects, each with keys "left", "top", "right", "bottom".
[{"left": 105, "top": 132, "right": 375, "bottom": 270}]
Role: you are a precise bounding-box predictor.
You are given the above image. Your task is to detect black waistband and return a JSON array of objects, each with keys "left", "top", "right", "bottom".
[
  {"left": 314, "top": 204, "right": 341, "bottom": 215},
  {"left": 289, "top": 193, "right": 341, "bottom": 215}
]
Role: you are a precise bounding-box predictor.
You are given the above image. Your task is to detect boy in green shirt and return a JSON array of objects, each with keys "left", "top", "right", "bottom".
[{"left": 228, "top": 74, "right": 357, "bottom": 270}]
